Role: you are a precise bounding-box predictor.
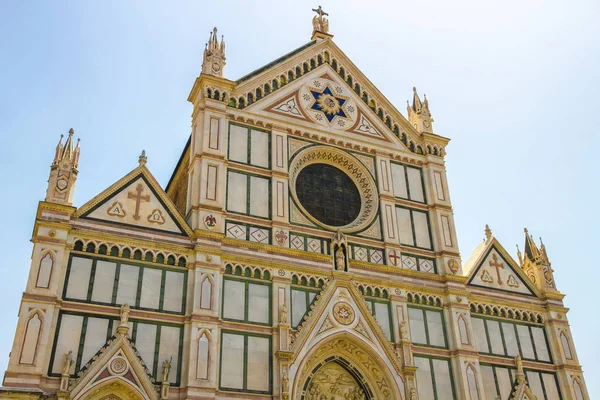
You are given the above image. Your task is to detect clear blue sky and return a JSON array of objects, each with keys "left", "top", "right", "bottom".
[{"left": 0, "top": 0, "right": 598, "bottom": 396}]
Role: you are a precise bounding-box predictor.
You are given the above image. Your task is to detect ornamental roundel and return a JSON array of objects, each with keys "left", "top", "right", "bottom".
[
  {"left": 289, "top": 145, "right": 378, "bottom": 233},
  {"left": 333, "top": 302, "right": 355, "bottom": 325},
  {"left": 299, "top": 76, "right": 357, "bottom": 129},
  {"left": 108, "top": 356, "right": 128, "bottom": 376}
]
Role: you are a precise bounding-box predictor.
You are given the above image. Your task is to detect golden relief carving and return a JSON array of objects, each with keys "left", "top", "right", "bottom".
[
  {"left": 333, "top": 302, "right": 355, "bottom": 325},
  {"left": 306, "top": 362, "right": 365, "bottom": 400}
]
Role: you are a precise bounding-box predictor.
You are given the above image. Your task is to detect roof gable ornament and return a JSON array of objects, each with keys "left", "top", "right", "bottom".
[
  {"left": 46, "top": 128, "right": 81, "bottom": 205},
  {"left": 201, "top": 27, "right": 226, "bottom": 78},
  {"left": 311, "top": 6, "right": 333, "bottom": 40},
  {"left": 520, "top": 228, "right": 558, "bottom": 294}
]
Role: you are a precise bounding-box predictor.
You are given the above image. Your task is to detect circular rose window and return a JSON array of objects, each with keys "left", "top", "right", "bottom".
[
  {"left": 296, "top": 164, "right": 361, "bottom": 227},
  {"left": 289, "top": 146, "right": 378, "bottom": 233}
]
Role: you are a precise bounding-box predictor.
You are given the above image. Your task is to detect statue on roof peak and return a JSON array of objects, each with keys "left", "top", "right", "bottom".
[{"left": 312, "top": 6, "right": 330, "bottom": 35}]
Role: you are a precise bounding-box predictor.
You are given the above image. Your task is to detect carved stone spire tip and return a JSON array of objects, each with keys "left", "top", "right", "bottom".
[
  {"left": 138, "top": 150, "right": 147, "bottom": 166},
  {"left": 485, "top": 224, "right": 492, "bottom": 240}
]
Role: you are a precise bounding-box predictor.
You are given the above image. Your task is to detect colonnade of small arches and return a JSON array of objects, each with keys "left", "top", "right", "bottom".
[{"left": 72, "top": 239, "right": 187, "bottom": 267}]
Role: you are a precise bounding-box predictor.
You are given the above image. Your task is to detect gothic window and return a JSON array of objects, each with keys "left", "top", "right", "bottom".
[
  {"left": 295, "top": 163, "right": 361, "bottom": 227},
  {"left": 390, "top": 162, "right": 426, "bottom": 203},
  {"left": 466, "top": 364, "right": 480, "bottom": 400},
  {"left": 471, "top": 316, "right": 552, "bottom": 362},
  {"left": 396, "top": 206, "right": 432, "bottom": 249},
  {"left": 408, "top": 307, "right": 447, "bottom": 348},
  {"left": 560, "top": 331, "right": 573, "bottom": 360},
  {"left": 574, "top": 378, "right": 586, "bottom": 400},
  {"left": 226, "top": 171, "right": 270, "bottom": 218},
  {"left": 36, "top": 252, "right": 54, "bottom": 288},
  {"left": 414, "top": 356, "right": 455, "bottom": 400},
  {"left": 228, "top": 123, "right": 270, "bottom": 169},
  {"left": 457, "top": 315, "right": 470, "bottom": 345},
  {"left": 222, "top": 277, "right": 271, "bottom": 326},
  {"left": 200, "top": 276, "right": 213, "bottom": 310},
  {"left": 64, "top": 255, "right": 186, "bottom": 314},
  {"left": 19, "top": 312, "right": 42, "bottom": 364},
  {"left": 220, "top": 331, "right": 271, "bottom": 394},
  {"left": 196, "top": 332, "right": 210, "bottom": 379}
]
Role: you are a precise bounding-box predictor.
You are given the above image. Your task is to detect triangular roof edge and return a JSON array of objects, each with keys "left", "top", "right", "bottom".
[
  {"left": 69, "top": 332, "right": 159, "bottom": 400},
  {"left": 227, "top": 37, "right": 449, "bottom": 153},
  {"left": 466, "top": 237, "right": 541, "bottom": 297},
  {"left": 290, "top": 274, "right": 402, "bottom": 373},
  {"left": 74, "top": 164, "right": 193, "bottom": 237}
]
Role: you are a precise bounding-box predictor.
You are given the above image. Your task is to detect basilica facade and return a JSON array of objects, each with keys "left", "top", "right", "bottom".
[{"left": 0, "top": 10, "right": 590, "bottom": 400}]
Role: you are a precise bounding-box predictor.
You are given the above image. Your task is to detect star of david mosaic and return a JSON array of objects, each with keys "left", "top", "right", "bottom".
[{"left": 310, "top": 85, "right": 348, "bottom": 122}]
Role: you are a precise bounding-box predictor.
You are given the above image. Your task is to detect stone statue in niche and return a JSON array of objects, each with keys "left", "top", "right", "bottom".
[
  {"left": 335, "top": 246, "right": 346, "bottom": 271},
  {"left": 332, "top": 230, "right": 349, "bottom": 272},
  {"left": 280, "top": 303, "right": 289, "bottom": 325}
]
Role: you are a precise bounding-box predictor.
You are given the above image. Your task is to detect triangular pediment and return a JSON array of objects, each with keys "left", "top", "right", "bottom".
[
  {"left": 467, "top": 238, "right": 538, "bottom": 297},
  {"left": 75, "top": 165, "right": 192, "bottom": 236},
  {"left": 289, "top": 274, "right": 401, "bottom": 374},
  {"left": 69, "top": 330, "right": 158, "bottom": 400},
  {"left": 220, "top": 38, "right": 449, "bottom": 155},
  {"left": 248, "top": 66, "right": 398, "bottom": 144}
]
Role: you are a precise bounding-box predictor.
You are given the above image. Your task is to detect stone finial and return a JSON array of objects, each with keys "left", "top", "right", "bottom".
[
  {"left": 117, "top": 303, "right": 131, "bottom": 335},
  {"left": 485, "top": 224, "right": 492, "bottom": 241},
  {"left": 161, "top": 357, "right": 172, "bottom": 382},
  {"left": 516, "top": 244, "right": 523, "bottom": 265},
  {"left": 201, "top": 27, "right": 226, "bottom": 77},
  {"left": 138, "top": 150, "right": 147, "bottom": 166}
]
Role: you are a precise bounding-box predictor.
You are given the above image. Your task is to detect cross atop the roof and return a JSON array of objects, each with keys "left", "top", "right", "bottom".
[{"left": 311, "top": 5, "right": 331, "bottom": 38}]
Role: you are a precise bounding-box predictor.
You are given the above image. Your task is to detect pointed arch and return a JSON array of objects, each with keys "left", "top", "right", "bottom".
[
  {"left": 36, "top": 250, "right": 55, "bottom": 288},
  {"left": 560, "top": 330, "right": 573, "bottom": 360},
  {"left": 199, "top": 274, "right": 214, "bottom": 310},
  {"left": 292, "top": 334, "right": 404, "bottom": 400},
  {"left": 465, "top": 363, "right": 481, "bottom": 400},
  {"left": 196, "top": 329, "right": 212, "bottom": 380},
  {"left": 77, "top": 377, "right": 147, "bottom": 400},
  {"left": 457, "top": 314, "right": 470, "bottom": 345},
  {"left": 573, "top": 377, "right": 586, "bottom": 400},
  {"left": 19, "top": 309, "right": 44, "bottom": 365}
]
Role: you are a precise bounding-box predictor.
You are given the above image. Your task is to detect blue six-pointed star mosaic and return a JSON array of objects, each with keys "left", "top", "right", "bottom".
[{"left": 310, "top": 86, "right": 348, "bottom": 122}]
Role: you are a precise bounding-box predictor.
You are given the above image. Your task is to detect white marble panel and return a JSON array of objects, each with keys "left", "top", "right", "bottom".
[
  {"left": 140, "top": 268, "right": 162, "bottom": 310},
  {"left": 221, "top": 333, "right": 244, "bottom": 389},
  {"left": 223, "top": 280, "right": 245, "bottom": 320},
  {"left": 413, "top": 211, "right": 431, "bottom": 249},
  {"left": 248, "top": 283, "right": 269, "bottom": 324},
  {"left": 247, "top": 336, "right": 270, "bottom": 391},
  {"left": 66, "top": 257, "right": 92, "bottom": 300},
  {"left": 158, "top": 326, "right": 180, "bottom": 383},
  {"left": 406, "top": 167, "right": 424, "bottom": 202},
  {"left": 51, "top": 314, "right": 83, "bottom": 373},
  {"left": 135, "top": 323, "right": 157, "bottom": 374},
  {"left": 250, "top": 129, "right": 269, "bottom": 168},
  {"left": 80, "top": 317, "right": 109, "bottom": 366},
  {"left": 163, "top": 271, "right": 184, "bottom": 312},
  {"left": 414, "top": 357, "right": 435, "bottom": 400},
  {"left": 396, "top": 208, "right": 414, "bottom": 246},
  {"left": 229, "top": 125, "right": 248, "bottom": 163},
  {"left": 116, "top": 264, "right": 139, "bottom": 305},
  {"left": 391, "top": 163, "right": 408, "bottom": 198},
  {"left": 91, "top": 261, "right": 116, "bottom": 303},
  {"left": 408, "top": 308, "right": 426, "bottom": 344},
  {"left": 249, "top": 176, "right": 269, "bottom": 218},
  {"left": 227, "top": 172, "right": 248, "bottom": 214}
]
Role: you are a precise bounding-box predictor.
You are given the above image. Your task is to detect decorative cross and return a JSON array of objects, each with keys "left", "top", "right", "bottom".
[
  {"left": 488, "top": 253, "right": 505, "bottom": 285},
  {"left": 127, "top": 183, "right": 150, "bottom": 221},
  {"left": 312, "top": 5, "right": 328, "bottom": 18},
  {"left": 388, "top": 250, "right": 400, "bottom": 266}
]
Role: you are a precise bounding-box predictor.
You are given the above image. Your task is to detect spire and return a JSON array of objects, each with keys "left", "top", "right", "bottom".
[
  {"left": 516, "top": 244, "right": 523, "bottom": 266},
  {"left": 484, "top": 224, "right": 492, "bottom": 241},
  {"left": 523, "top": 228, "right": 541, "bottom": 262},
  {"left": 138, "top": 150, "right": 147, "bottom": 166},
  {"left": 46, "top": 128, "right": 80, "bottom": 205},
  {"left": 407, "top": 87, "right": 434, "bottom": 134},
  {"left": 201, "top": 27, "right": 226, "bottom": 77}
]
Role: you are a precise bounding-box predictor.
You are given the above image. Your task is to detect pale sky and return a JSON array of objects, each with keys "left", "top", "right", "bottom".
[{"left": 0, "top": 0, "right": 598, "bottom": 396}]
